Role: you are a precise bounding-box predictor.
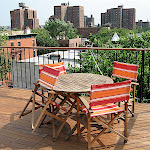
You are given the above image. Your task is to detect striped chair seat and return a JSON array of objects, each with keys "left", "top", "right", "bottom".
[
  {"left": 39, "top": 62, "right": 66, "bottom": 75},
  {"left": 83, "top": 103, "right": 124, "bottom": 117}
]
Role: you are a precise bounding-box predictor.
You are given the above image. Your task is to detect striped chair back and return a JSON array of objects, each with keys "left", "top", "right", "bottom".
[
  {"left": 38, "top": 65, "right": 60, "bottom": 90},
  {"left": 39, "top": 62, "right": 67, "bottom": 75},
  {"left": 90, "top": 80, "right": 131, "bottom": 107},
  {"left": 112, "top": 61, "right": 139, "bottom": 81}
]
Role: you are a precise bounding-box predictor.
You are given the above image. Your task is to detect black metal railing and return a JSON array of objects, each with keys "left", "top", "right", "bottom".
[{"left": 0, "top": 46, "right": 150, "bottom": 102}]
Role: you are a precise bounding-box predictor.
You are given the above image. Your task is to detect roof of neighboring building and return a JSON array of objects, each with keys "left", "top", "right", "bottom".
[
  {"left": 8, "top": 33, "right": 37, "bottom": 40},
  {"left": 111, "top": 32, "right": 120, "bottom": 41}
]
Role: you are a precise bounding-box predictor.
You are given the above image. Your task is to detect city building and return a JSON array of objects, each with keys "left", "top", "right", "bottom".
[
  {"left": 101, "top": 5, "right": 136, "bottom": 30},
  {"left": 136, "top": 20, "right": 150, "bottom": 28},
  {"left": 53, "top": 3, "right": 84, "bottom": 28},
  {"left": 10, "top": 3, "right": 39, "bottom": 30},
  {"left": 84, "top": 15, "right": 94, "bottom": 27},
  {"left": 6, "top": 32, "right": 37, "bottom": 61},
  {"left": 58, "top": 36, "right": 81, "bottom": 47},
  {"left": 77, "top": 27, "right": 101, "bottom": 38}
]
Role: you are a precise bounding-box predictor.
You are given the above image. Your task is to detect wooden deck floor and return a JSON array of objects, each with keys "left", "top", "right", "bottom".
[{"left": 0, "top": 87, "right": 150, "bottom": 150}]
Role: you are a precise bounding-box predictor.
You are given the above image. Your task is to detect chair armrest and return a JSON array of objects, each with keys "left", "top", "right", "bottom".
[
  {"left": 48, "top": 91, "right": 56, "bottom": 94},
  {"left": 131, "top": 82, "right": 139, "bottom": 86},
  {"left": 79, "top": 96, "right": 90, "bottom": 110},
  {"left": 33, "top": 83, "right": 38, "bottom": 85}
]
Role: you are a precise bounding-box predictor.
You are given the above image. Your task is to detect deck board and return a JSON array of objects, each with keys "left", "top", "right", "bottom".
[{"left": 0, "top": 87, "right": 150, "bottom": 150}]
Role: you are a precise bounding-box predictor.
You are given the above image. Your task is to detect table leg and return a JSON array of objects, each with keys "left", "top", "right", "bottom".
[
  {"left": 76, "top": 95, "right": 80, "bottom": 140},
  {"left": 32, "top": 92, "right": 35, "bottom": 129}
]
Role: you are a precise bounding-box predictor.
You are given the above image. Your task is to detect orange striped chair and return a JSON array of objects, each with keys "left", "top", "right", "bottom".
[
  {"left": 31, "top": 65, "right": 60, "bottom": 128},
  {"left": 78, "top": 80, "right": 131, "bottom": 150},
  {"left": 32, "top": 65, "right": 76, "bottom": 140},
  {"left": 112, "top": 61, "right": 139, "bottom": 117},
  {"left": 19, "top": 62, "right": 66, "bottom": 118}
]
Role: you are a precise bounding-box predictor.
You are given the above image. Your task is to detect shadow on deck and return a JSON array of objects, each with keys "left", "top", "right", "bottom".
[{"left": 0, "top": 87, "right": 150, "bottom": 150}]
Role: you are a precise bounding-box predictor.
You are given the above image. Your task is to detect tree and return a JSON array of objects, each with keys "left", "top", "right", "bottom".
[
  {"left": 69, "top": 28, "right": 150, "bottom": 100},
  {"left": 45, "top": 19, "right": 78, "bottom": 39},
  {"left": 89, "top": 28, "right": 133, "bottom": 46},
  {"left": 32, "top": 28, "right": 59, "bottom": 47},
  {"left": 119, "top": 33, "right": 150, "bottom": 48},
  {"left": 0, "top": 32, "right": 10, "bottom": 82},
  {"left": 32, "top": 28, "right": 59, "bottom": 55},
  {"left": 0, "top": 32, "right": 8, "bottom": 46},
  {"left": 12, "top": 28, "right": 18, "bottom": 31}
]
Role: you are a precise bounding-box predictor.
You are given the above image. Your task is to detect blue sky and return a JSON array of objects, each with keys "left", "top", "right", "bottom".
[{"left": 0, "top": 0, "right": 150, "bottom": 26}]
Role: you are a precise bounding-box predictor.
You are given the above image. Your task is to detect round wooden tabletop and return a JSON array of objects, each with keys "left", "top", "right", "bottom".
[{"left": 54, "top": 73, "right": 113, "bottom": 93}]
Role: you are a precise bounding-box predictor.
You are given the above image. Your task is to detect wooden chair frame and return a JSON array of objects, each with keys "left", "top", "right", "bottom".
[
  {"left": 19, "top": 62, "right": 66, "bottom": 118},
  {"left": 32, "top": 91, "right": 76, "bottom": 141},
  {"left": 76, "top": 81, "right": 131, "bottom": 150}
]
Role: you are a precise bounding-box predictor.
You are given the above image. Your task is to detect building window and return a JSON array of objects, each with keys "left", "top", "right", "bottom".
[
  {"left": 19, "top": 53, "right": 21, "bottom": 60},
  {"left": 12, "top": 55, "right": 15, "bottom": 60},
  {"left": 32, "top": 40, "right": 35, "bottom": 46},
  {"left": 18, "top": 41, "right": 21, "bottom": 46},
  {"left": 11, "top": 42, "right": 14, "bottom": 46},
  {"left": 33, "top": 50, "right": 35, "bottom": 57},
  {"left": 60, "top": 44, "right": 63, "bottom": 47}
]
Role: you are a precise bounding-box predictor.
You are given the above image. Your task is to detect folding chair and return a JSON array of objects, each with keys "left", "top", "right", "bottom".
[
  {"left": 78, "top": 80, "right": 131, "bottom": 150},
  {"left": 19, "top": 62, "right": 66, "bottom": 118},
  {"left": 32, "top": 66, "right": 76, "bottom": 140},
  {"left": 112, "top": 61, "right": 139, "bottom": 117}
]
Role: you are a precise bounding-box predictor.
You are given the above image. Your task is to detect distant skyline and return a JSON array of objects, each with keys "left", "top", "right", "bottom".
[{"left": 1, "top": 0, "right": 150, "bottom": 26}]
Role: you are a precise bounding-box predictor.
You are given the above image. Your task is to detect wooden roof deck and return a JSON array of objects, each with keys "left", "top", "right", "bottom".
[{"left": 0, "top": 87, "right": 150, "bottom": 150}]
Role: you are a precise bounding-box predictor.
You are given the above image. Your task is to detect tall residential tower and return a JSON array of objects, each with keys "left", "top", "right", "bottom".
[
  {"left": 53, "top": 3, "right": 84, "bottom": 28},
  {"left": 10, "top": 3, "right": 39, "bottom": 30},
  {"left": 101, "top": 5, "right": 136, "bottom": 30}
]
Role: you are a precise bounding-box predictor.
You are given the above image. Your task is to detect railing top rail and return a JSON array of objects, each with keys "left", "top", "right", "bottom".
[{"left": 0, "top": 46, "right": 150, "bottom": 51}]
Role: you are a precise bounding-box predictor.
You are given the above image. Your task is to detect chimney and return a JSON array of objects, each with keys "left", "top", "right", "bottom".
[{"left": 25, "top": 27, "right": 31, "bottom": 34}]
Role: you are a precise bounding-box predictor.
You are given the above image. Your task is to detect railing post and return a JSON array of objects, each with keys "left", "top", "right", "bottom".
[{"left": 140, "top": 50, "right": 145, "bottom": 103}]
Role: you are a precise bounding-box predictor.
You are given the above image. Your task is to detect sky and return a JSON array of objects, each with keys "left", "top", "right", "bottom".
[{"left": 0, "top": 0, "right": 150, "bottom": 26}]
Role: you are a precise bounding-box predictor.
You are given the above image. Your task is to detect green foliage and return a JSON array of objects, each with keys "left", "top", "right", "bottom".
[
  {"left": 69, "top": 28, "right": 150, "bottom": 100},
  {"left": 45, "top": 19, "right": 78, "bottom": 39},
  {"left": 119, "top": 33, "right": 150, "bottom": 48},
  {"left": 0, "top": 32, "right": 10, "bottom": 81},
  {"left": 0, "top": 51, "right": 11, "bottom": 80},
  {"left": 12, "top": 28, "right": 18, "bottom": 31},
  {"left": 0, "top": 32, "right": 8, "bottom": 46},
  {"left": 32, "top": 28, "right": 59, "bottom": 55},
  {"left": 32, "top": 28, "right": 59, "bottom": 47},
  {"left": 89, "top": 28, "right": 132, "bottom": 44},
  {"left": 135, "top": 26, "right": 150, "bottom": 33}
]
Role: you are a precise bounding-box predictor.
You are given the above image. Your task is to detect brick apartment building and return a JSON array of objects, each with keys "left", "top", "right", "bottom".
[
  {"left": 53, "top": 3, "right": 84, "bottom": 28},
  {"left": 136, "top": 20, "right": 150, "bottom": 28},
  {"left": 10, "top": 3, "right": 39, "bottom": 30},
  {"left": 101, "top": 5, "right": 136, "bottom": 30},
  {"left": 77, "top": 27, "right": 101, "bottom": 38},
  {"left": 58, "top": 36, "right": 81, "bottom": 47},
  {"left": 84, "top": 15, "right": 94, "bottom": 27},
  {"left": 6, "top": 33, "right": 37, "bottom": 61}
]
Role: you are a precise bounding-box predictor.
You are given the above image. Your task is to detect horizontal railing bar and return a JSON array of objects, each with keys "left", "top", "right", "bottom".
[{"left": 0, "top": 46, "right": 150, "bottom": 51}]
